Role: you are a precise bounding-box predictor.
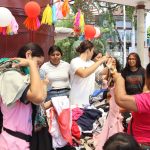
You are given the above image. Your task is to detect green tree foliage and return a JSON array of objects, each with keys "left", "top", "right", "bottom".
[
  {"left": 125, "top": 6, "right": 136, "bottom": 29},
  {"left": 55, "top": 14, "right": 74, "bottom": 28},
  {"left": 147, "top": 26, "right": 150, "bottom": 38},
  {"left": 56, "top": 37, "right": 78, "bottom": 63}
]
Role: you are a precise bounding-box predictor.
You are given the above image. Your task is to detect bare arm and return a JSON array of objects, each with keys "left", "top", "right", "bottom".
[
  {"left": 75, "top": 56, "right": 108, "bottom": 78},
  {"left": 113, "top": 73, "right": 138, "bottom": 112},
  {"left": 27, "top": 61, "right": 48, "bottom": 104},
  {"left": 12, "top": 58, "right": 47, "bottom": 104}
]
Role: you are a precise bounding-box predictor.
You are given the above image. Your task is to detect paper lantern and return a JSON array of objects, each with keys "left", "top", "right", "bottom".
[
  {"left": 24, "top": 1, "right": 41, "bottom": 31},
  {"left": 24, "top": 1, "right": 41, "bottom": 18},
  {"left": 84, "top": 25, "right": 96, "bottom": 40},
  {"left": 0, "top": 7, "right": 13, "bottom": 27},
  {"left": 94, "top": 27, "right": 100, "bottom": 38}
]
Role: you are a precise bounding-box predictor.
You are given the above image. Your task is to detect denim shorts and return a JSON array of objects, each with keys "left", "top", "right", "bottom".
[{"left": 46, "top": 88, "right": 70, "bottom": 101}]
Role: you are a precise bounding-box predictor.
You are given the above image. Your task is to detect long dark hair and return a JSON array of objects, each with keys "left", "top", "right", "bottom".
[
  {"left": 114, "top": 57, "right": 122, "bottom": 73},
  {"left": 125, "top": 53, "right": 142, "bottom": 70},
  {"left": 17, "top": 42, "right": 44, "bottom": 58}
]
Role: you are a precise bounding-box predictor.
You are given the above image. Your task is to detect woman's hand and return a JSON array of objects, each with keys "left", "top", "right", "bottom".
[
  {"left": 97, "top": 55, "right": 109, "bottom": 64},
  {"left": 11, "top": 57, "right": 35, "bottom": 68},
  {"left": 112, "top": 72, "right": 123, "bottom": 82}
]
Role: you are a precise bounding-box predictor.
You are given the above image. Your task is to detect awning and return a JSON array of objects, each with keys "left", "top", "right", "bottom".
[{"left": 100, "top": 0, "right": 150, "bottom": 10}]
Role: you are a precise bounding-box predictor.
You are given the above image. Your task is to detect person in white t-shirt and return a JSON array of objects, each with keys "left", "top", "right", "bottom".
[
  {"left": 69, "top": 40, "right": 108, "bottom": 106},
  {"left": 40, "top": 45, "right": 70, "bottom": 101}
]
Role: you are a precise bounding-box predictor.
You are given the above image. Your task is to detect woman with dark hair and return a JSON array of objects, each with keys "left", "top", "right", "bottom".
[
  {"left": 0, "top": 42, "right": 49, "bottom": 150},
  {"left": 121, "top": 53, "right": 145, "bottom": 132},
  {"left": 69, "top": 40, "right": 108, "bottom": 106},
  {"left": 17, "top": 42, "right": 44, "bottom": 58},
  {"left": 40, "top": 45, "right": 70, "bottom": 101},
  {"left": 103, "top": 132, "right": 142, "bottom": 150},
  {"left": 121, "top": 52, "right": 145, "bottom": 95}
]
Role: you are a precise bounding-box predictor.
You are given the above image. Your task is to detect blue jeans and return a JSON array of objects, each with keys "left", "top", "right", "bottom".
[{"left": 46, "top": 88, "right": 70, "bottom": 101}]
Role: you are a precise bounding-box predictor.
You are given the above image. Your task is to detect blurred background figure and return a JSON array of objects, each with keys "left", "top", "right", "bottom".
[{"left": 103, "top": 132, "right": 142, "bottom": 150}]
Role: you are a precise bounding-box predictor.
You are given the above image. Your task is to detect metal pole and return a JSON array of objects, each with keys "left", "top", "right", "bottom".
[
  {"left": 123, "top": 5, "right": 126, "bottom": 67},
  {"left": 131, "top": 17, "right": 136, "bottom": 52}
]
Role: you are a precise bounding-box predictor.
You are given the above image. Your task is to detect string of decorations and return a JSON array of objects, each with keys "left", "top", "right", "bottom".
[{"left": 0, "top": 0, "right": 100, "bottom": 39}]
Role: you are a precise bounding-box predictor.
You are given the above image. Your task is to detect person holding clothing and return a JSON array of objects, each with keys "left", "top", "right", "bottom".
[
  {"left": 121, "top": 52, "right": 145, "bottom": 131},
  {"left": 94, "top": 57, "right": 124, "bottom": 150},
  {"left": 69, "top": 40, "right": 108, "bottom": 106},
  {"left": 40, "top": 45, "right": 70, "bottom": 101},
  {"left": 0, "top": 42, "right": 48, "bottom": 150},
  {"left": 113, "top": 63, "right": 150, "bottom": 150}
]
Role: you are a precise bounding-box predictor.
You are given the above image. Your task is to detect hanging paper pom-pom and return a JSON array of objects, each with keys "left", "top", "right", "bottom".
[
  {"left": 10, "top": 15, "right": 19, "bottom": 34},
  {"left": 0, "top": 14, "right": 19, "bottom": 35},
  {"left": 84, "top": 25, "right": 96, "bottom": 40},
  {"left": 0, "top": 27, "right": 7, "bottom": 35},
  {"left": 94, "top": 27, "right": 101, "bottom": 38},
  {"left": 41, "top": 4, "right": 52, "bottom": 26},
  {"left": 80, "top": 13, "right": 85, "bottom": 33},
  {"left": 52, "top": 5, "right": 57, "bottom": 24},
  {"left": 24, "top": 17, "right": 40, "bottom": 31},
  {"left": 24, "top": 1, "right": 40, "bottom": 18},
  {"left": 55, "top": 1, "right": 63, "bottom": 19},
  {"left": 0, "top": 7, "right": 13, "bottom": 27},
  {"left": 6, "top": 25, "right": 12, "bottom": 35},
  {"left": 79, "top": 35, "right": 85, "bottom": 41},
  {"left": 24, "top": 1, "right": 41, "bottom": 31},
  {"left": 62, "top": 0, "right": 70, "bottom": 17},
  {"left": 74, "top": 10, "right": 85, "bottom": 35}
]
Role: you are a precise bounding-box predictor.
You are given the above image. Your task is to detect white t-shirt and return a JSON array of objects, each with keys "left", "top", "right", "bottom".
[
  {"left": 40, "top": 60, "right": 70, "bottom": 90},
  {"left": 69, "top": 57, "right": 97, "bottom": 106}
]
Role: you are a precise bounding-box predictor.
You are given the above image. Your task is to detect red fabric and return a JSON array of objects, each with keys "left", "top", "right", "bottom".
[
  {"left": 71, "top": 121, "right": 81, "bottom": 139},
  {"left": 58, "top": 108, "right": 72, "bottom": 145}
]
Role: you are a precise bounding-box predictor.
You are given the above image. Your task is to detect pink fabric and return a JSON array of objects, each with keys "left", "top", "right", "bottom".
[
  {"left": 127, "top": 93, "right": 150, "bottom": 143},
  {"left": 10, "top": 15, "right": 19, "bottom": 34},
  {"left": 0, "top": 97, "right": 32, "bottom": 150},
  {"left": 72, "top": 107, "right": 84, "bottom": 121},
  {"left": 94, "top": 88, "right": 123, "bottom": 150},
  {"left": 55, "top": 2, "right": 64, "bottom": 19}
]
